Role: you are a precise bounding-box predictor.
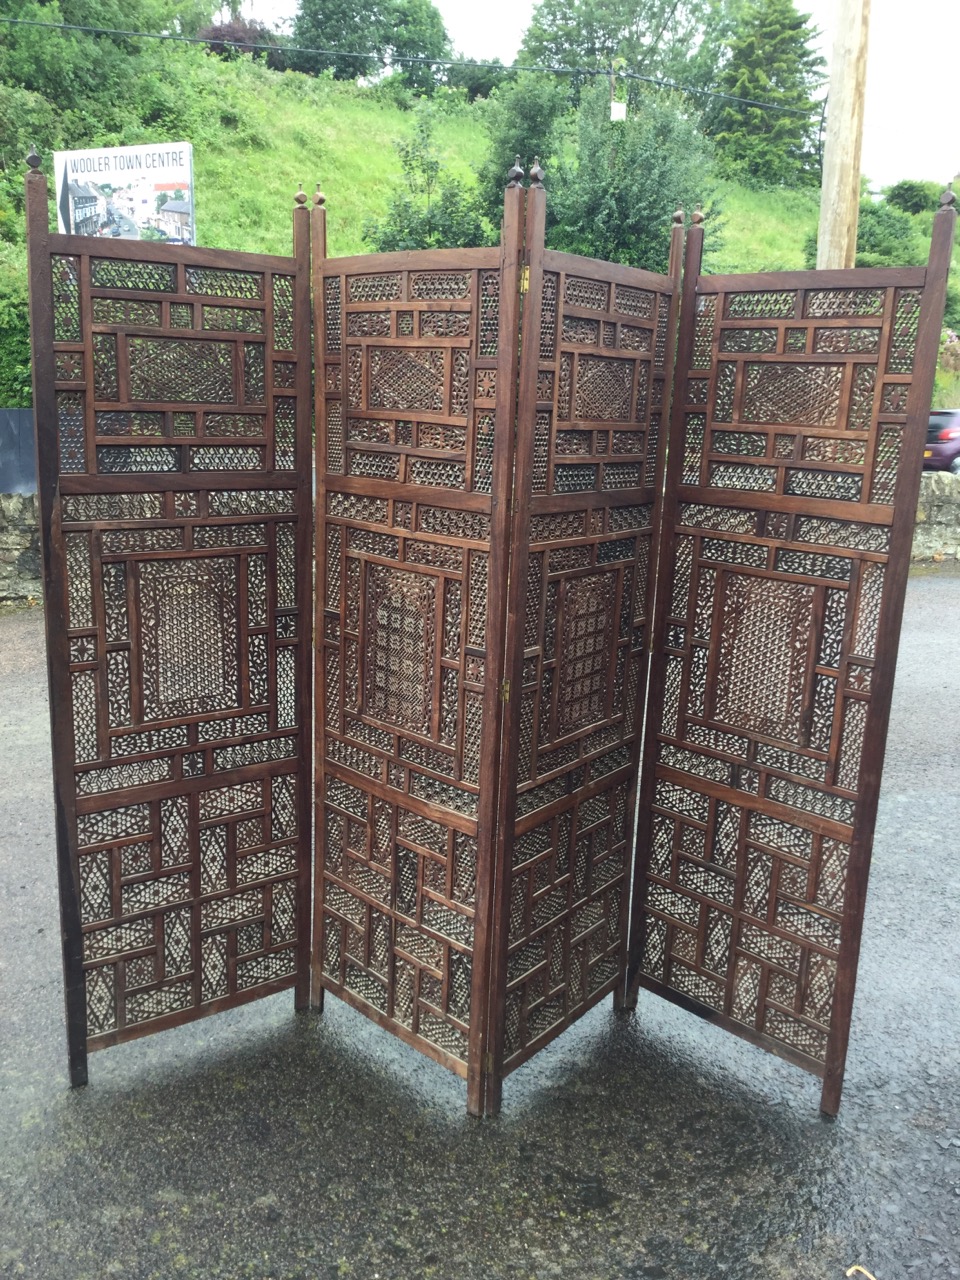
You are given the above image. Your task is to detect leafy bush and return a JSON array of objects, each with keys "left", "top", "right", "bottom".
[
  {"left": 803, "top": 199, "right": 926, "bottom": 269},
  {"left": 548, "top": 81, "right": 721, "bottom": 272},
  {"left": 475, "top": 72, "right": 572, "bottom": 223},
  {"left": 0, "top": 244, "right": 31, "bottom": 407},
  {"left": 885, "top": 179, "right": 942, "bottom": 216},
  {"left": 363, "top": 105, "right": 492, "bottom": 250}
]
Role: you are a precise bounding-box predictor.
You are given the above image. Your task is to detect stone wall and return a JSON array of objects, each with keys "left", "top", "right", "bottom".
[
  {"left": 0, "top": 493, "right": 42, "bottom": 604},
  {"left": 1, "top": 474, "right": 958, "bottom": 604},
  {"left": 913, "top": 471, "right": 960, "bottom": 562}
]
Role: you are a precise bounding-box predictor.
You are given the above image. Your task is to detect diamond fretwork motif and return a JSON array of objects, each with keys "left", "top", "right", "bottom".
[
  {"left": 368, "top": 347, "right": 445, "bottom": 413},
  {"left": 574, "top": 355, "right": 633, "bottom": 421}
]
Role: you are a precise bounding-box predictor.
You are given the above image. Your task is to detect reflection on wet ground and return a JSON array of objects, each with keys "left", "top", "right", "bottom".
[{"left": 1, "top": 574, "right": 957, "bottom": 1279}]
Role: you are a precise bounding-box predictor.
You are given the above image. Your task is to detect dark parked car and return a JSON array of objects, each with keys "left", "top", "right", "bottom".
[{"left": 924, "top": 409, "right": 960, "bottom": 475}]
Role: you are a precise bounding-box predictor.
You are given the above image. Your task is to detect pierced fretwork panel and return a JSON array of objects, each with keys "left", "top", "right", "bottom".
[
  {"left": 52, "top": 250, "right": 301, "bottom": 476},
  {"left": 502, "top": 254, "right": 677, "bottom": 1067},
  {"left": 317, "top": 252, "right": 503, "bottom": 1075},
  {"left": 43, "top": 241, "right": 310, "bottom": 1051},
  {"left": 635, "top": 273, "right": 930, "bottom": 1083}
]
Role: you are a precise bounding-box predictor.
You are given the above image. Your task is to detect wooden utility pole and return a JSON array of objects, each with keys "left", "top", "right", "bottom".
[{"left": 816, "top": 0, "right": 871, "bottom": 269}]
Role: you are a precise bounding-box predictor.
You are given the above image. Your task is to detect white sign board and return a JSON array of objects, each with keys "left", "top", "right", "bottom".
[{"left": 53, "top": 142, "right": 195, "bottom": 245}]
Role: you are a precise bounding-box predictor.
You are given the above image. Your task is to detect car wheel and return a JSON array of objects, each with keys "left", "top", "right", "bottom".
[{"left": 950, "top": 457, "right": 960, "bottom": 476}]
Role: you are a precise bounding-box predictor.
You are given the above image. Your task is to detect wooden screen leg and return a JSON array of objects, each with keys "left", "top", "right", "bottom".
[
  {"left": 67, "top": 1024, "right": 88, "bottom": 1088},
  {"left": 820, "top": 1068, "right": 843, "bottom": 1118},
  {"left": 484, "top": 1070, "right": 503, "bottom": 1118},
  {"left": 467, "top": 1071, "right": 485, "bottom": 1118},
  {"left": 612, "top": 979, "right": 638, "bottom": 1013}
]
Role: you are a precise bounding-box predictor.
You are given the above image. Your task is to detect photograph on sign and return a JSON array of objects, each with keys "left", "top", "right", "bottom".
[{"left": 52, "top": 143, "right": 195, "bottom": 245}]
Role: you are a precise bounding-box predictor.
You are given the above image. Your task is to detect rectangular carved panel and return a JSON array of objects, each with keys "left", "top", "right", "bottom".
[
  {"left": 633, "top": 268, "right": 937, "bottom": 1093},
  {"left": 500, "top": 251, "right": 678, "bottom": 1070},
  {"left": 317, "top": 250, "right": 504, "bottom": 1076},
  {"left": 39, "top": 239, "right": 311, "bottom": 1053}
]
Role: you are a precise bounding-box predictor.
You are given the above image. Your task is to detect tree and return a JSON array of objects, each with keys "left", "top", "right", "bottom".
[
  {"left": 197, "top": 18, "right": 289, "bottom": 71},
  {"left": 475, "top": 72, "right": 572, "bottom": 223},
  {"left": 885, "top": 179, "right": 942, "bottom": 216},
  {"left": 548, "top": 80, "right": 720, "bottom": 271},
  {"left": 363, "top": 105, "right": 491, "bottom": 250},
  {"left": 445, "top": 56, "right": 510, "bottom": 102},
  {"left": 292, "top": 0, "right": 448, "bottom": 87},
  {"left": 0, "top": 0, "right": 218, "bottom": 136},
  {"left": 518, "top": 0, "right": 713, "bottom": 98},
  {"left": 292, "top": 0, "right": 384, "bottom": 79},
  {"left": 388, "top": 0, "right": 450, "bottom": 92},
  {"left": 707, "top": 0, "right": 824, "bottom": 187}
]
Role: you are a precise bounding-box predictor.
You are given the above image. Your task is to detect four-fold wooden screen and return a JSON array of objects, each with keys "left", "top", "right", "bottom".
[{"left": 26, "top": 158, "right": 956, "bottom": 1116}]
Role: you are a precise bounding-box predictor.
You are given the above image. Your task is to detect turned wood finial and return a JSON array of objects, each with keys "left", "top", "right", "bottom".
[
  {"left": 529, "top": 156, "right": 545, "bottom": 189},
  {"left": 26, "top": 147, "right": 41, "bottom": 170},
  {"left": 313, "top": 184, "right": 326, "bottom": 207},
  {"left": 294, "top": 183, "right": 308, "bottom": 207},
  {"left": 691, "top": 204, "right": 705, "bottom": 225},
  {"left": 507, "top": 156, "right": 524, "bottom": 188},
  {"left": 672, "top": 207, "right": 684, "bottom": 225},
  {"left": 939, "top": 183, "right": 957, "bottom": 209}
]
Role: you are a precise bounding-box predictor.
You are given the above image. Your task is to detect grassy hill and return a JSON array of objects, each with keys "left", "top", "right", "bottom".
[{"left": 0, "top": 52, "right": 956, "bottom": 404}]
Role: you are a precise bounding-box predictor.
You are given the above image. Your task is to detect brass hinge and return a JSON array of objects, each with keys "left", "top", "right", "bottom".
[
  {"left": 519, "top": 264, "right": 530, "bottom": 294},
  {"left": 484, "top": 1051, "right": 496, "bottom": 1073},
  {"left": 501, "top": 679, "right": 511, "bottom": 703}
]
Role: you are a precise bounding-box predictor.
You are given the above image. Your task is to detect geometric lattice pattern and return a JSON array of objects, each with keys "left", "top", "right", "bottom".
[
  {"left": 503, "top": 251, "right": 676, "bottom": 1068},
  {"left": 317, "top": 251, "right": 504, "bottom": 1076},
  {"left": 33, "top": 168, "right": 952, "bottom": 1118},
  {"left": 633, "top": 267, "right": 933, "bottom": 1091},
  {"left": 40, "top": 234, "right": 310, "bottom": 1050}
]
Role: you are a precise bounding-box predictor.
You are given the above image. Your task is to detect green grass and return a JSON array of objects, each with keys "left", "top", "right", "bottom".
[
  {"left": 153, "top": 59, "right": 489, "bottom": 259},
  {"left": 708, "top": 180, "right": 820, "bottom": 273},
  {"left": 5, "top": 51, "right": 959, "bottom": 405}
]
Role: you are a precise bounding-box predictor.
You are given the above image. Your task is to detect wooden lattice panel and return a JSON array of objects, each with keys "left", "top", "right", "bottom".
[
  {"left": 501, "top": 252, "right": 678, "bottom": 1069},
  {"left": 34, "top": 233, "right": 312, "bottom": 1053},
  {"left": 316, "top": 250, "right": 507, "bottom": 1076},
  {"left": 633, "top": 268, "right": 936, "bottom": 1093}
]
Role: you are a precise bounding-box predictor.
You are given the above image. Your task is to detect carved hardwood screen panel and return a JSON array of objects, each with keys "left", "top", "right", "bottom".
[
  {"left": 629, "top": 213, "right": 954, "bottom": 1113},
  {"left": 314, "top": 237, "right": 520, "bottom": 1107},
  {"left": 27, "top": 180, "right": 313, "bottom": 1080},
  {"left": 489, "top": 213, "right": 680, "bottom": 1097}
]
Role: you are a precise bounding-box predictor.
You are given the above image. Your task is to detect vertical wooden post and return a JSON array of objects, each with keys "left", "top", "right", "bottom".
[
  {"left": 309, "top": 185, "right": 328, "bottom": 1014},
  {"left": 624, "top": 215, "right": 706, "bottom": 1004},
  {"left": 819, "top": 189, "right": 957, "bottom": 1116},
  {"left": 816, "top": 0, "right": 871, "bottom": 269},
  {"left": 292, "top": 184, "right": 313, "bottom": 1013},
  {"left": 25, "top": 153, "right": 89, "bottom": 1087},
  {"left": 474, "top": 160, "right": 549, "bottom": 1118},
  {"left": 467, "top": 160, "right": 527, "bottom": 1118},
  {"left": 614, "top": 205, "right": 687, "bottom": 1013}
]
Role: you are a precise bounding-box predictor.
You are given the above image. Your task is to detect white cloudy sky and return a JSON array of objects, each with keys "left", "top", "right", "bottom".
[{"left": 249, "top": 0, "right": 959, "bottom": 190}]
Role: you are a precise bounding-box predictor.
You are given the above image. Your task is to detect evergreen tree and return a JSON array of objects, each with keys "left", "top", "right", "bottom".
[{"left": 707, "top": 0, "right": 823, "bottom": 187}]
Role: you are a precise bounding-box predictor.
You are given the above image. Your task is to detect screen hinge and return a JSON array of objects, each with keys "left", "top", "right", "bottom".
[
  {"left": 519, "top": 264, "right": 530, "bottom": 294},
  {"left": 501, "top": 679, "right": 511, "bottom": 703}
]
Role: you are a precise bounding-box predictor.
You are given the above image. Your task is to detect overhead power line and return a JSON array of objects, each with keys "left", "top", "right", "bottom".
[{"left": 0, "top": 15, "right": 818, "bottom": 118}]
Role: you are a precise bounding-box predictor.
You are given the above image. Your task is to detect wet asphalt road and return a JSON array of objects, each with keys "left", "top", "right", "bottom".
[{"left": 0, "top": 572, "right": 958, "bottom": 1280}]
